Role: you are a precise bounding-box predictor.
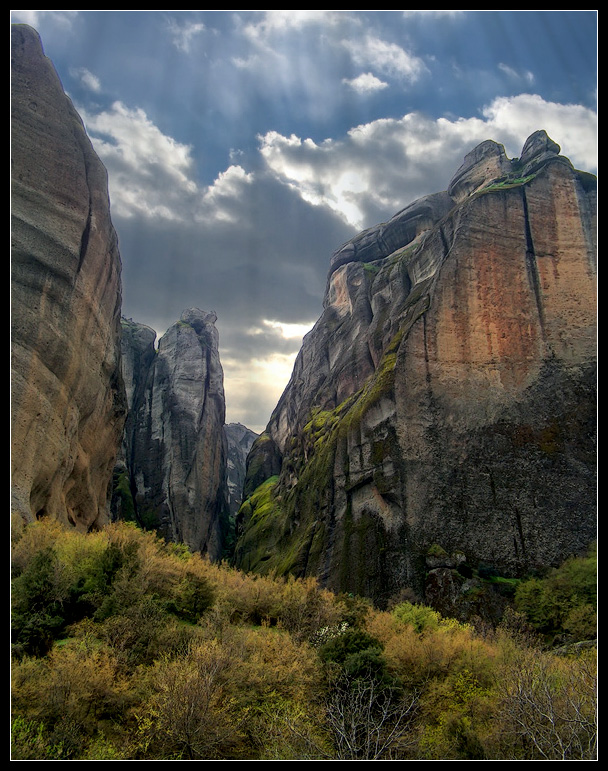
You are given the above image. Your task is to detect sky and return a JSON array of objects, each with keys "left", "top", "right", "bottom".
[{"left": 11, "top": 11, "right": 597, "bottom": 434}]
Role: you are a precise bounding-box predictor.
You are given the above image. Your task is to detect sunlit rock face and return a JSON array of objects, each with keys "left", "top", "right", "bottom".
[
  {"left": 11, "top": 24, "right": 126, "bottom": 531},
  {"left": 119, "top": 310, "right": 230, "bottom": 560},
  {"left": 234, "top": 131, "right": 597, "bottom": 611}
]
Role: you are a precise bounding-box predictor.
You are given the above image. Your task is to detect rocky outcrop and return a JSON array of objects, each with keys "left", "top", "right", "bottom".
[
  {"left": 11, "top": 24, "right": 126, "bottom": 531},
  {"left": 234, "top": 131, "right": 597, "bottom": 610},
  {"left": 118, "top": 310, "right": 230, "bottom": 559},
  {"left": 224, "top": 423, "right": 259, "bottom": 519},
  {"left": 110, "top": 319, "right": 157, "bottom": 523}
]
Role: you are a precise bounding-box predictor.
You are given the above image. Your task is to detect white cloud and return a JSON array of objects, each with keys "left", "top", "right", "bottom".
[
  {"left": 166, "top": 18, "right": 205, "bottom": 53},
  {"left": 481, "top": 94, "right": 597, "bottom": 169},
  {"left": 80, "top": 101, "right": 206, "bottom": 221},
  {"left": 199, "top": 165, "right": 254, "bottom": 223},
  {"left": 83, "top": 101, "right": 256, "bottom": 223},
  {"left": 10, "top": 9, "right": 77, "bottom": 30},
  {"left": 257, "top": 94, "right": 597, "bottom": 230},
  {"left": 240, "top": 10, "right": 343, "bottom": 42},
  {"left": 70, "top": 66, "right": 101, "bottom": 92},
  {"left": 498, "top": 62, "right": 535, "bottom": 85},
  {"left": 259, "top": 319, "right": 315, "bottom": 340},
  {"left": 343, "top": 34, "right": 428, "bottom": 83},
  {"left": 343, "top": 72, "right": 388, "bottom": 93}
]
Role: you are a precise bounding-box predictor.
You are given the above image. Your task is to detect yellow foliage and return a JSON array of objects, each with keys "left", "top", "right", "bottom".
[{"left": 12, "top": 638, "right": 129, "bottom": 728}]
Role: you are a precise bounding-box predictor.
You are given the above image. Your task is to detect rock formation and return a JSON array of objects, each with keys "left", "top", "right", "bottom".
[
  {"left": 234, "top": 131, "right": 597, "bottom": 611},
  {"left": 11, "top": 24, "right": 126, "bottom": 531},
  {"left": 224, "top": 423, "right": 259, "bottom": 519},
  {"left": 117, "top": 310, "right": 230, "bottom": 560}
]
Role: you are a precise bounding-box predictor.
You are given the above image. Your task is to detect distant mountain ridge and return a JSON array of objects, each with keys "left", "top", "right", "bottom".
[{"left": 233, "top": 130, "right": 597, "bottom": 613}]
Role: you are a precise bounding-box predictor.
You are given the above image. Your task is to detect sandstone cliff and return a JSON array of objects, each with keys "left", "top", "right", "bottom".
[
  {"left": 11, "top": 25, "right": 126, "bottom": 531},
  {"left": 117, "top": 311, "right": 230, "bottom": 560},
  {"left": 234, "top": 131, "right": 597, "bottom": 611}
]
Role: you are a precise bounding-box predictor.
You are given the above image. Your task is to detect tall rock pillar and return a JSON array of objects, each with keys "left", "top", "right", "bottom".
[{"left": 11, "top": 25, "right": 126, "bottom": 531}]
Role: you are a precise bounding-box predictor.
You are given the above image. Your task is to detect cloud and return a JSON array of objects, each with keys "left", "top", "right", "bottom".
[
  {"left": 199, "top": 165, "right": 255, "bottom": 223},
  {"left": 258, "top": 93, "right": 597, "bottom": 230},
  {"left": 10, "top": 10, "right": 77, "bottom": 30},
  {"left": 240, "top": 10, "right": 344, "bottom": 42},
  {"left": 481, "top": 94, "right": 597, "bottom": 170},
  {"left": 343, "top": 33, "right": 428, "bottom": 83},
  {"left": 79, "top": 101, "right": 198, "bottom": 220},
  {"left": 259, "top": 319, "right": 315, "bottom": 339},
  {"left": 166, "top": 17, "right": 206, "bottom": 53},
  {"left": 69, "top": 66, "right": 101, "bottom": 92},
  {"left": 343, "top": 72, "right": 388, "bottom": 93},
  {"left": 498, "top": 62, "right": 535, "bottom": 85}
]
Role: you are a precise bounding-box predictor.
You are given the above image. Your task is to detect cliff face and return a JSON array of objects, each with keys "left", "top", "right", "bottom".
[
  {"left": 11, "top": 25, "right": 126, "bottom": 531},
  {"left": 234, "top": 131, "right": 597, "bottom": 609},
  {"left": 224, "top": 423, "right": 259, "bottom": 519},
  {"left": 118, "top": 310, "right": 230, "bottom": 559}
]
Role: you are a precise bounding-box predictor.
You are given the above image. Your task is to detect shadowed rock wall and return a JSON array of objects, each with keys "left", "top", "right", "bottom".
[{"left": 118, "top": 310, "right": 230, "bottom": 560}]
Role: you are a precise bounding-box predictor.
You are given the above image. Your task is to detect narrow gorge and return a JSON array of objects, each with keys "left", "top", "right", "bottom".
[{"left": 11, "top": 23, "right": 596, "bottom": 619}]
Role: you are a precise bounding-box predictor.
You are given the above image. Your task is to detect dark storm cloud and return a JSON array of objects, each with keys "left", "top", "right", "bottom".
[{"left": 113, "top": 170, "right": 355, "bottom": 338}]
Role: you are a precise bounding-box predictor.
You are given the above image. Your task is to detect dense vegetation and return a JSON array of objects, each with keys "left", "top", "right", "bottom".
[{"left": 11, "top": 516, "right": 596, "bottom": 760}]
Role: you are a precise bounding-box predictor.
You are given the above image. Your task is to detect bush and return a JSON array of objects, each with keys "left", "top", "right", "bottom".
[
  {"left": 392, "top": 601, "right": 442, "bottom": 633},
  {"left": 514, "top": 545, "right": 597, "bottom": 640},
  {"left": 12, "top": 546, "right": 69, "bottom": 656},
  {"left": 10, "top": 519, "right": 597, "bottom": 760}
]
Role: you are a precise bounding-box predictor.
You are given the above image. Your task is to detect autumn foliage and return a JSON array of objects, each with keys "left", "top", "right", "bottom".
[{"left": 11, "top": 517, "right": 596, "bottom": 760}]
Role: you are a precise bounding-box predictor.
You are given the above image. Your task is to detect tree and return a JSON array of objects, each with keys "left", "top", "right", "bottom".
[
  {"left": 495, "top": 648, "right": 597, "bottom": 760},
  {"left": 135, "top": 641, "right": 241, "bottom": 759},
  {"left": 323, "top": 667, "right": 418, "bottom": 759}
]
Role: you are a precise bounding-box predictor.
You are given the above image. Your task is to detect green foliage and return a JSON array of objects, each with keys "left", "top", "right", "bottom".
[
  {"left": 478, "top": 173, "right": 537, "bottom": 194},
  {"left": 392, "top": 601, "right": 442, "bottom": 633},
  {"left": 11, "top": 717, "right": 62, "bottom": 760},
  {"left": 319, "top": 627, "right": 382, "bottom": 667},
  {"left": 11, "top": 547, "right": 69, "bottom": 657},
  {"left": 165, "top": 570, "right": 216, "bottom": 624},
  {"left": 514, "top": 544, "right": 597, "bottom": 640},
  {"left": 113, "top": 469, "right": 136, "bottom": 521},
  {"left": 10, "top": 520, "right": 597, "bottom": 761}
]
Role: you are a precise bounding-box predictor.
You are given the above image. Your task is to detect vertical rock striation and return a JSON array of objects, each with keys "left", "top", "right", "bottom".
[
  {"left": 11, "top": 24, "right": 126, "bottom": 531},
  {"left": 234, "top": 131, "right": 597, "bottom": 610},
  {"left": 119, "top": 310, "right": 230, "bottom": 560},
  {"left": 224, "top": 423, "right": 259, "bottom": 520}
]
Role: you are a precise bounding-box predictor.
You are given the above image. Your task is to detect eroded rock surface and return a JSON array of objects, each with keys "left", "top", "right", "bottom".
[
  {"left": 11, "top": 24, "right": 126, "bottom": 531},
  {"left": 118, "top": 310, "right": 230, "bottom": 559},
  {"left": 224, "top": 423, "right": 259, "bottom": 519},
  {"left": 234, "top": 132, "right": 597, "bottom": 610}
]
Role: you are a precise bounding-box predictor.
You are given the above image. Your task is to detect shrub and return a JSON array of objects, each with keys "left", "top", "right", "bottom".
[
  {"left": 11, "top": 546, "right": 69, "bottom": 656},
  {"left": 514, "top": 545, "right": 597, "bottom": 640},
  {"left": 392, "top": 601, "right": 442, "bottom": 633}
]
